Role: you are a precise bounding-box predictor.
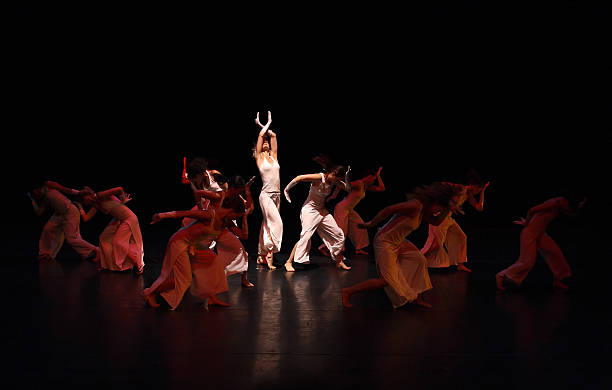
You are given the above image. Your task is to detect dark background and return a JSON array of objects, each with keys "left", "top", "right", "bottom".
[{"left": 5, "top": 4, "right": 609, "bottom": 260}]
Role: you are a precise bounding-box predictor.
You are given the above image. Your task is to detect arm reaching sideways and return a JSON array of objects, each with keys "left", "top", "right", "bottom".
[
  {"left": 358, "top": 200, "right": 422, "bottom": 229},
  {"left": 151, "top": 209, "right": 215, "bottom": 224},
  {"left": 283, "top": 173, "right": 324, "bottom": 203}
]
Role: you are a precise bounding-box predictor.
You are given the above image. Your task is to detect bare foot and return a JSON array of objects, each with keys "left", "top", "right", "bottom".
[
  {"left": 355, "top": 249, "right": 368, "bottom": 255},
  {"left": 457, "top": 264, "right": 472, "bottom": 272},
  {"left": 553, "top": 278, "right": 569, "bottom": 290},
  {"left": 495, "top": 273, "right": 507, "bottom": 291},
  {"left": 135, "top": 265, "right": 144, "bottom": 275},
  {"left": 265, "top": 253, "right": 276, "bottom": 270},
  {"left": 341, "top": 288, "right": 353, "bottom": 308},
  {"left": 319, "top": 246, "right": 331, "bottom": 257},
  {"left": 257, "top": 255, "right": 266, "bottom": 265},
  {"left": 284, "top": 262, "right": 295, "bottom": 272},
  {"left": 146, "top": 294, "right": 160, "bottom": 308},
  {"left": 241, "top": 275, "right": 254, "bottom": 288},
  {"left": 413, "top": 296, "right": 432, "bottom": 308},
  {"left": 208, "top": 295, "right": 230, "bottom": 307},
  {"left": 336, "top": 259, "right": 351, "bottom": 270}
]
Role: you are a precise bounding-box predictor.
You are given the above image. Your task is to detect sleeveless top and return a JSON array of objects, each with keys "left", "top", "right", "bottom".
[
  {"left": 97, "top": 196, "right": 134, "bottom": 221},
  {"left": 258, "top": 156, "right": 280, "bottom": 194},
  {"left": 376, "top": 208, "right": 422, "bottom": 245},
  {"left": 304, "top": 173, "right": 332, "bottom": 210}
]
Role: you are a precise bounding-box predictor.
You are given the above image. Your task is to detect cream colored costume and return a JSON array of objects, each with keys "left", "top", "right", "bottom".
[{"left": 257, "top": 156, "right": 283, "bottom": 257}]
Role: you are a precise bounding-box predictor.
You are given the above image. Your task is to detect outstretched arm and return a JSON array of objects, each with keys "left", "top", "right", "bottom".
[
  {"left": 283, "top": 173, "right": 324, "bottom": 203},
  {"left": 97, "top": 187, "right": 125, "bottom": 201},
  {"left": 45, "top": 181, "right": 80, "bottom": 196},
  {"left": 151, "top": 209, "right": 214, "bottom": 224},
  {"left": 359, "top": 200, "right": 421, "bottom": 229}
]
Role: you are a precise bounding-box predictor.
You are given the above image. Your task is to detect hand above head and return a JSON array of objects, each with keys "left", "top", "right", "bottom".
[
  {"left": 513, "top": 217, "right": 527, "bottom": 226},
  {"left": 377, "top": 167, "right": 383, "bottom": 176},
  {"left": 482, "top": 181, "right": 490, "bottom": 191}
]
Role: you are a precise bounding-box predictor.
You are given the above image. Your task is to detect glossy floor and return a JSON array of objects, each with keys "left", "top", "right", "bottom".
[{"left": 17, "top": 228, "right": 611, "bottom": 389}]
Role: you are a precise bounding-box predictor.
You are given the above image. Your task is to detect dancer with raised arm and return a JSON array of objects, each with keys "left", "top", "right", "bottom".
[
  {"left": 253, "top": 111, "right": 283, "bottom": 270},
  {"left": 341, "top": 182, "right": 461, "bottom": 309},
  {"left": 495, "top": 194, "right": 586, "bottom": 291},
  {"left": 144, "top": 194, "right": 248, "bottom": 309},
  {"left": 319, "top": 167, "right": 385, "bottom": 256},
  {"left": 79, "top": 186, "right": 144, "bottom": 274},
  {"left": 421, "top": 173, "right": 490, "bottom": 272},
  {"left": 283, "top": 155, "right": 352, "bottom": 272},
  {"left": 28, "top": 180, "right": 100, "bottom": 262}
]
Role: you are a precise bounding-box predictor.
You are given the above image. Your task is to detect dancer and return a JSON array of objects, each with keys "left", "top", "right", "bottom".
[
  {"left": 341, "top": 182, "right": 461, "bottom": 309},
  {"left": 28, "top": 180, "right": 100, "bottom": 262},
  {"left": 421, "top": 177, "right": 490, "bottom": 272},
  {"left": 253, "top": 111, "right": 283, "bottom": 270},
  {"left": 79, "top": 186, "right": 144, "bottom": 274},
  {"left": 144, "top": 195, "right": 247, "bottom": 309},
  {"left": 319, "top": 167, "right": 385, "bottom": 256},
  {"left": 495, "top": 194, "right": 586, "bottom": 291},
  {"left": 283, "top": 155, "right": 352, "bottom": 272}
]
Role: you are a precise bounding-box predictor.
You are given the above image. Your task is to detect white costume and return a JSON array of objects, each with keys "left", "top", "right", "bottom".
[
  {"left": 293, "top": 173, "right": 345, "bottom": 264},
  {"left": 374, "top": 212, "right": 432, "bottom": 308},
  {"left": 496, "top": 198, "right": 572, "bottom": 285},
  {"left": 38, "top": 187, "right": 98, "bottom": 260},
  {"left": 258, "top": 156, "right": 283, "bottom": 256},
  {"left": 97, "top": 196, "right": 144, "bottom": 272}
]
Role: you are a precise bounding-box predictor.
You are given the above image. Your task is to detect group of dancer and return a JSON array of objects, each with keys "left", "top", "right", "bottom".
[{"left": 29, "top": 111, "right": 587, "bottom": 310}]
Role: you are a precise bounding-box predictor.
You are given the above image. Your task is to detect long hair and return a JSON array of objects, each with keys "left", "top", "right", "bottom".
[
  {"left": 408, "top": 182, "right": 462, "bottom": 208},
  {"left": 313, "top": 154, "right": 346, "bottom": 177}
]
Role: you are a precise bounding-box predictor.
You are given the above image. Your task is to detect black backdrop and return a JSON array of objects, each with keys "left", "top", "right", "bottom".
[{"left": 5, "top": 4, "right": 609, "bottom": 257}]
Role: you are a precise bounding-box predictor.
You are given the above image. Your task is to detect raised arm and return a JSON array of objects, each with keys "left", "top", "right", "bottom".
[
  {"left": 331, "top": 166, "right": 352, "bottom": 192},
  {"left": 367, "top": 167, "right": 386, "bottom": 192},
  {"left": 359, "top": 200, "right": 421, "bottom": 229},
  {"left": 151, "top": 209, "right": 215, "bottom": 224},
  {"left": 467, "top": 182, "right": 489, "bottom": 212},
  {"left": 254, "top": 111, "right": 273, "bottom": 158},
  {"left": 97, "top": 187, "right": 125, "bottom": 200},
  {"left": 268, "top": 130, "right": 278, "bottom": 160}
]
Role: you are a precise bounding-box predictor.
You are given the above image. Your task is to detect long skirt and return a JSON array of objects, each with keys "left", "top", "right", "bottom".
[
  {"left": 333, "top": 201, "right": 369, "bottom": 250},
  {"left": 421, "top": 216, "right": 467, "bottom": 268},
  {"left": 190, "top": 248, "right": 228, "bottom": 301},
  {"left": 99, "top": 214, "right": 144, "bottom": 272},
  {"left": 143, "top": 235, "right": 192, "bottom": 310},
  {"left": 375, "top": 236, "right": 432, "bottom": 309},
  {"left": 216, "top": 229, "right": 249, "bottom": 276}
]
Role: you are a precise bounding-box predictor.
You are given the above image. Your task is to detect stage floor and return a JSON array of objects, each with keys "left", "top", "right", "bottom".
[{"left": 14, "top": 226, "right": 612, "bottom": 389}]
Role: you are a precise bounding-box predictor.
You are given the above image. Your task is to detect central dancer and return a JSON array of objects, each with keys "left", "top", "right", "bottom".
[
  {"left": 253, "top": 111, "right": 282, "bottom": 270},
  {"left": 283, "top": 155, "right": 352, "bottom": 272}
]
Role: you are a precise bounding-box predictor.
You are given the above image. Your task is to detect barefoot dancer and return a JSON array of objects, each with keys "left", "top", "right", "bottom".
[
  {"left": 182, "top": 157, "right": 254, "bottom": 287},
  {"left": 495, "top": 194, "right": 586, "bottom": 291},
  {"left": 253, "top": 111, "right": 283, "bottom": 270},
  {"left": 319, "top": 167, "right": 385, "bottom": 256},
  {"left": 421, "top": 176, "right": 490, "bottom": 272},
  {"left": 29, "top": 180, "right": 100, "bottom": 262},
  {"left": 283, "top": 155, "right": 352, "bottom": 272},
  {"left": 342, "top": 182, "right": 461, "bottom": 309},
  {"left": 78, "top": 186, "right": 144, "bottom": 274},
  {"left": 144, "top": 196, "right": 247, "bottom": 309}
]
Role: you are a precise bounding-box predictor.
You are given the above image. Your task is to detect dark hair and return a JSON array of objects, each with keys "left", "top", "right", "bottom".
[
  {"left": 409, "top": 182, "right": 462, "bottom": 208},
  {"left": 313, "top": 154, "right": 346, "bottom": 176},
  {"left": 228, "top": 175, "right": 246, "bottom": 189},
  {"left": 213, "top": 173, "right": 228, "bottom": 185},
  {"left": 466, "top": 168, "right": 484, "bottom": 187},
  {"left": 222, "top": 195, "right": 245, "bottom": 213},
  {"left": 187, "top": 157, "right": 208, "bottom": 178}
]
